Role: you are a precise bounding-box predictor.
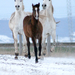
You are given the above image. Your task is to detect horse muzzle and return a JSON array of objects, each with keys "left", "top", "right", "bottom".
[{"left": 35, "top": 15, "right": 39, "bottom": 20}]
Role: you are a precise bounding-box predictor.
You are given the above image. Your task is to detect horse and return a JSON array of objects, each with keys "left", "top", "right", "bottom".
[
  {"left": 23, "top": 0, "right": 59, "bottom": 57},
  {"left": 39, "top": 0, "right": 60, "bottom": 55},
  {"left": 9, "top": 0, "right": 31, "bottom": 59},
  {"left": 23, "top": 3, "right": 43, "bottom": 63}
]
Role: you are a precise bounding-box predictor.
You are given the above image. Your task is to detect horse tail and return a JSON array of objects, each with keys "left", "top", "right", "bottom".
[{"left": 56, "top": 21, "right": 60, "bottom": 24}]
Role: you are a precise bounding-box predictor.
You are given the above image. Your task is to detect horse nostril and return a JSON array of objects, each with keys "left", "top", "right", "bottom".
[
  {"left": 15, "top": 5, "right": 17, "bottom": 7},
  {"left": 42, "top": 4, "right": 46, "bottom": 7},
  {"left": 45, "top": 4, "right": 46, "bottom": 7},
  {"left": 18, "top": 5, "right": 20, "bottom": 8},
  {"left": 15, "top": 5, "right": 20, "bottom": 8}
]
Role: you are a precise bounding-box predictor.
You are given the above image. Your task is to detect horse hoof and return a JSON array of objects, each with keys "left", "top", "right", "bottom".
[
  {"left": 43, "top": 53, "right": 46, "bottom": 56},
  {"left": 50, "top": 50, "right": 53, "bottom": 52},
  {"left": 28, "top": 55, "right": 31, "bottom": 59},
  {"left": 15, "top": 53, "right": 19, "bottom": 59},
  {"left": 38, "top": 56, "right": 44, "bottom": 60},
  {"left": 50, "top": 49, "right": 54, "bottom": 52},
  {"left": 38, "top": 56, "right": 41, "bottom": 59},
  {"left": 35, "top": 58, "right": 38, "bottom": 63},
  {"left": 24, "top": 54, "right": 28, "bottom": 57},
  {"left": 15, "top": 56, "right": 18, "bottom": 59},
  {"left": 35, "top": 60, "right": 38, "bottom": 63},
  {"left": 15, "top": 53, "right": 19, "bottom": 56}
]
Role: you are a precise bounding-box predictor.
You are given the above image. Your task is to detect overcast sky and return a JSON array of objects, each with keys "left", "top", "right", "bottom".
[{"left": 0, "top": 0, "right": 75, "bottom": 19}]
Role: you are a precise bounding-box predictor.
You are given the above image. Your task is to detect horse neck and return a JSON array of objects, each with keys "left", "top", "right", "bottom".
[
  {"left": 31, "top": 15, "right": 38, "bottom": 26},
  {"left": 15, "top": 9, "right": 24, "bottom": 19}
]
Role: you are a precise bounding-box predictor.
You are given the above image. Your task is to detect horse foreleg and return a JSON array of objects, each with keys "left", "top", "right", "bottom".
[
  {"left": 38, "top": 37, "right": 46, "bottom": 59},
  {"left": 50, "top": 31, "right": 56, "bottom": 52},
  {"left": 39, "top": 37, "right": 42, "bottom": 56},
  {"left": 42, "top": 36, "right": 47, "bottom": 56},
  {"left": 32, "top": 38, "right": 38, "bottom": 63},
  {"left": 26, "top": 36, "right": 31, "bottom": 59},
  {"left": 38, "top": 37, "right": 42, "bottom": 59},
  {"left": 50, "top": 41, "right": 55, "bottom": 52},
  {"left": 13, "top": 31, "right": 18, "bottom": 59},
  {"left": 23, "top": 34, "right": 28, "bottom": 57}
]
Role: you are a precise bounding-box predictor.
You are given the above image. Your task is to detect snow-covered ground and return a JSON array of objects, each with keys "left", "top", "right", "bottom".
[{"left": 0, "top": 55, "right": 75, "bottom": 75}]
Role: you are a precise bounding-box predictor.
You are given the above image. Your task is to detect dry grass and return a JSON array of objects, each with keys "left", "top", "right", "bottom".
[{"left": 0, "top": 46, "right": 75, "bottom": 57}]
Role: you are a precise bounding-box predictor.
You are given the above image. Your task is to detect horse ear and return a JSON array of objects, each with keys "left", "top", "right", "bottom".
[
  {"left": 38, "top": 3, "right": 40, "bottom": 6},
  {"left": 32, "top": 4, "right": 34, "bottom": 7},
  {"left": 20, "top": 0, "right": 23, "bottom": 2}
]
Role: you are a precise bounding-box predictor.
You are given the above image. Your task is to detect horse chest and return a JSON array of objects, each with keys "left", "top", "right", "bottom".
[
  {"left": 14, "top": 16, "right": 23, "bottom": 34},
  {"left": 31, "top": 26, "right": 41, "bottom": 38}
]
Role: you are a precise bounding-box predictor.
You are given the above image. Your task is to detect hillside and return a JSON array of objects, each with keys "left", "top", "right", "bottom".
[{"left": 0, "top": 17, "right": 75, "bottom": 43}]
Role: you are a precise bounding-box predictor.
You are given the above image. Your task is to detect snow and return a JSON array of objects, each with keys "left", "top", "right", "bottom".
[
  {"left": 0, "top": 55, "right": 75, "bottom": 75},
  {"left": 0, "top": 35, "right": 14, "bottom": 43}
]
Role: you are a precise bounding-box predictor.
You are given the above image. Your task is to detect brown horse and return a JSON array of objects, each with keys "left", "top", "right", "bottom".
[{"left": 23, "top": 3, "right": 43, "bottom": 63}]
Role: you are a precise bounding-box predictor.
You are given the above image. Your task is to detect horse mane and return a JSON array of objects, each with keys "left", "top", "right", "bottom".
[
  {"left": 50, "top": 0, "right": 54, "bottom": 14},
  {"left": 28, "top": 16, "right": 32, "bottom": 24},
  {"left": 22, "top": 4, "right": 24, "bottom": 10},
  {"left": 34, "top": 4, "right": 39, "bottom": 7},
  {"left": 52, "top": 5, "right": 54, "bottom": 13}
]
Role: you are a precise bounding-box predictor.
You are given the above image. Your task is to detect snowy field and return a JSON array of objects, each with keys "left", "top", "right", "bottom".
[{"left": 0, "top": 55, "right": 75, "bottom": 75}]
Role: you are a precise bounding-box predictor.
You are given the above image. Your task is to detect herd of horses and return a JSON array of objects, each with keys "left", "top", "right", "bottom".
[{"left": 9, "top": 0, "right": 59, "bottom": 63}]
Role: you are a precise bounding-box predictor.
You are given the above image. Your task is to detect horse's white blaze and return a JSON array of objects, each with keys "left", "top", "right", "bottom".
[{"left": 35, "top": 8, "right": 38, "bottom": 20}]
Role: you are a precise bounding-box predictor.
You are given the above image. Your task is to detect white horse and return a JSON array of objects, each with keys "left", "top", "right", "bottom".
[
  {"left": 9, "top": 0, "right": 31, "bottom": 59},
  {"left": 39, "top": 0, "right": 59, "bottom": 56}
]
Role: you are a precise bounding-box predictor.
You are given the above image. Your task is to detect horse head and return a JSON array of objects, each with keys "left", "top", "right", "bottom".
[
  {"left": 42, "top": 0, "right": 52, "bottom": 9},
  {"left": 32, "top": 3, "right": 40, "bottom": 20},
  {"left": 14, "top": 0, "right": 24, "bottom": 11}
]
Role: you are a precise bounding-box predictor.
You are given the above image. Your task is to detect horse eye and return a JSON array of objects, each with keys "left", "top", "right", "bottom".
[
  {"left": 14, "top": 0, "right": 16, "bottom": 2},
  {"left": 49, "top": 0, "right": 51, "bottom": 1}
]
